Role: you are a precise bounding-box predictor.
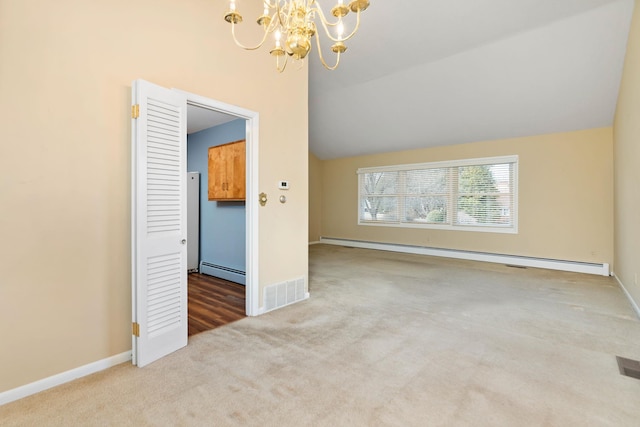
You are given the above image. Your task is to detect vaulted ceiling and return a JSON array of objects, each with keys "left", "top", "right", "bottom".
[{"left": 308, "top": 0, "right": 635, "bottom": 159}]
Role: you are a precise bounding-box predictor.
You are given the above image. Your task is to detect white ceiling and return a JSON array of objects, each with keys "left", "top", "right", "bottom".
[
  {"left": 187, "top": 104, "right": 237, "bottom": 134},
  {"left": 308, "top": 0, "right": 635, "bottom": 159}
]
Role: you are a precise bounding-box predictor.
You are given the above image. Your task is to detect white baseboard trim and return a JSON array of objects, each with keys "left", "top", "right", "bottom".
[
  {"left": 309, "top": 241, "right": 321, "bottom": 245},
  {"left": 319, "top": 237, "right": 610, "bottom": 277},
  {"left": 0, "top": 351, "right": 132, "bottom": 406},
  {"left": 613, "top": 273, "right": 640, "bottom": 319}
]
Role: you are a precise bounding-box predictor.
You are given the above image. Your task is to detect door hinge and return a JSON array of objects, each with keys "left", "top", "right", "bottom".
[
  {"left": 131, "top": 104, "right": 140, "bottom": 119},
  {"left": 132, "top": 322, "right": 140, "bottom": 337}
]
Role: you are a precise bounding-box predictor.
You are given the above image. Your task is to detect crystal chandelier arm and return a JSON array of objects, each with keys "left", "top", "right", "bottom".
[
  {"left": 230, "top": 10, "right": 282, "bottom": 51},
  {"left": 314, "top": 28, "right": 341, "bottom": 71},
  {"left": 274, "top": 1, "right": 288, "bottom": 31},
  {"left": 230, "top": 22, "right": 271, "bottom": 50},
  {"left": 264, "top": 0, "right": 281, "bottom": 9},
  {"left": 312, "top": 4, "right": 361, "bottom": 43}
]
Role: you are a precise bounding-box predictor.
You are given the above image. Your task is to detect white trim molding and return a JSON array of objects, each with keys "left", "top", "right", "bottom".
[
  {"left": 356, "top": 155, "right": 519, "bottom": 174},
  {"left": 176, "top": 89, "right": 260, "bottom": 317},
  {"left": 319, "top": 237, "right": 610, "bottom": 277},
  {"left": 613, "top": 273, "right": 640, "bottom": 319},
  {"left": 0, "top": 351, "right": 131, "bottom": 406}
]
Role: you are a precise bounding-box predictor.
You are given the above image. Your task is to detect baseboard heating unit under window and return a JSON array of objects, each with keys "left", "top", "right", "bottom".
[
  {"left": 319, "top": 237, "right": 610, "bottom": 277},
  {"left": 199, "top": 261, "right": 246, "bottom": 285}
]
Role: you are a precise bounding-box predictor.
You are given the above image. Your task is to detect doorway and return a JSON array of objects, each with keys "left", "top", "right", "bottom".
[
  {"left": 181, "top": 90, "right": 260, "bottom": 319},
  {"left": 186, "top": 104, "right": 247, "bottom": 335},
  {"left": 131, "top": 80, "right": 259, "bottom": 367}
]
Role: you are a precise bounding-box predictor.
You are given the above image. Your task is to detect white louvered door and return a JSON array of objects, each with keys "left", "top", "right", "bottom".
[{"left": 131, "top": 80, "right": 187, "bottom": 367}]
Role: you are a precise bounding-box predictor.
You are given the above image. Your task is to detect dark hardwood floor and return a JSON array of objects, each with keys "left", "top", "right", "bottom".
[{"left": 188, "top": 273, "right": 246, "bottom": 336}]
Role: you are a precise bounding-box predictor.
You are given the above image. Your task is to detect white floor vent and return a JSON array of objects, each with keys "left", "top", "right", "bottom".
[{"left": 264, "top": 277, "right": 307, "bottom": 313}]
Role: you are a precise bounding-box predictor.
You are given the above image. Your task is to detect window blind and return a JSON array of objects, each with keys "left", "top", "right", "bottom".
[{"left": 357, "top": 156, "right": 518, "bottom": 233}]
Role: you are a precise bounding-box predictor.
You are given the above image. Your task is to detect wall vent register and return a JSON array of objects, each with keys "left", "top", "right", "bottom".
[{"left": 617, "top": 356, "right": 640, "bottom": 380}]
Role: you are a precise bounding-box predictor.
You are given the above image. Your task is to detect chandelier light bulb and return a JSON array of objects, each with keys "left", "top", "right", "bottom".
[
  {"left": 337, "top": 21, "right": 344, "bottom": 40},
  {"left": 230, "top": 0, "right": 236, "bottom": 12},
  {"left": 275, "top": 30, "right": 282, "bottom": 48}
]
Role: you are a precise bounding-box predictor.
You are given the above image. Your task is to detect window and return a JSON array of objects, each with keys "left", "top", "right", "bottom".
[{"left": 358, "top": 156, "right": 518, "bottom": 233}]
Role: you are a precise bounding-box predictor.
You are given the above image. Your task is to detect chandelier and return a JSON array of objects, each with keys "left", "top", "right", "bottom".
[{"left": 224, "top": 0, "right": 370, "bottom": 72}]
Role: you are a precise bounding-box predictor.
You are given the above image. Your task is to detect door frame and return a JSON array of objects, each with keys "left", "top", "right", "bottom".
[{"left": 176, "top": 89, "right": 259, "bottom": 317}]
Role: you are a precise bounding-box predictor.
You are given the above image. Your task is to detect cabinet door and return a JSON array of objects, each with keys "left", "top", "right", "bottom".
[
  {"left": 208, "top": 140, "right": 245, "bottom": 201},
  {"left": 208, "top": 145, "right": 228, "bottom": 199},
  {"left": 227, "top": 141, "right": 246, "bottom": 199}
]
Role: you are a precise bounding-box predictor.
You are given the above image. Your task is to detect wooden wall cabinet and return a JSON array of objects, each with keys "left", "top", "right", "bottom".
[{"left": 208, "top": 140, "right": 246, "bottom": 201}]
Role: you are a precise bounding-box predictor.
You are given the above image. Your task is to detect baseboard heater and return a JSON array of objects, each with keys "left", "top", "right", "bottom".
[
  {"left": 319, "top": 237, "right": 610, "bottom": 277},
  {"left": 199, "top": 261, "right": 246, "bottom": 285}
]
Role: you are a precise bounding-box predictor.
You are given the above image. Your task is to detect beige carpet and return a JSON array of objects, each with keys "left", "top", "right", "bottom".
[{"left": 2, "top": 244, "right": 640, "bottom": 426}]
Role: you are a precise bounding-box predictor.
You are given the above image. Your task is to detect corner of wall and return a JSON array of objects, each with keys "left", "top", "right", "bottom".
[{"left": 613, "top": 0, "right": 640, "bottom": 314}]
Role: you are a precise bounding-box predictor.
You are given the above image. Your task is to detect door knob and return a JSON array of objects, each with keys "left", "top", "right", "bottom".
[{"left": 181, "top": 239, "right": 187, "bottom": 244}]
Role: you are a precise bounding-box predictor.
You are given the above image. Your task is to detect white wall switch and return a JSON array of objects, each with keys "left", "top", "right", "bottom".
[{"left": 278, "top": 181, "right": 289, "bottom": 190}]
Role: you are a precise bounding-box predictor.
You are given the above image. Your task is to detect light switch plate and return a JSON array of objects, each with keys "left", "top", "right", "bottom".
[{"left": 278, "top": 181, "right": 289, "bottom": 190}]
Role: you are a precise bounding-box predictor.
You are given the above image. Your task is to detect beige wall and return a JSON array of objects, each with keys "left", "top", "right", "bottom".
[
  {"left": 309, "top": 152, "right": 323, "bottom": 242},
  {"left": 613, "top": 0, "right": 640, "bottom": 308},
  {"left": 321, "top": 128, "right": 614, "bottom": 265},
  {"left": 0, "top": 0, "right": 308, "bottom": 393}
]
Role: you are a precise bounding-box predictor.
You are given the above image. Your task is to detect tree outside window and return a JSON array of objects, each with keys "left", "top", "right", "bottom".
[{"left": 457, "top": 165, "right": 501, "bottom": 225}]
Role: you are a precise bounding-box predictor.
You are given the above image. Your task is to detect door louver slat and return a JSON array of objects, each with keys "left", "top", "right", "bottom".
[
  {"left": 146, "top": 98, "right": 181, "bottom": 235},
  {"left": 146, "top": 252, "right": 182, "bottom": 337}
]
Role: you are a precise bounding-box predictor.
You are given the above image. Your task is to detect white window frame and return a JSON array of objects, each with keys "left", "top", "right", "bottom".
[{"left": 357, "top": 155, "right": 518, "bottom": 234}]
